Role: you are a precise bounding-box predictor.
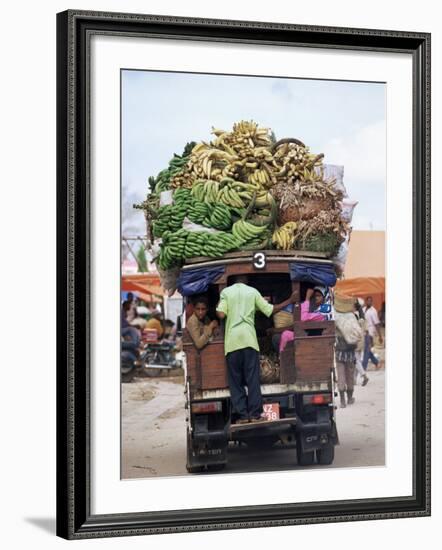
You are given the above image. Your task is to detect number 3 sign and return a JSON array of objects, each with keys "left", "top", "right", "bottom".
[{"left": 253, "top": 252, "right": 266, "bottom": 269}]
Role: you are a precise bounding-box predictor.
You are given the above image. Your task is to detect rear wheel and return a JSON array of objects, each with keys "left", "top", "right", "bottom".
[
  {"left": 207, "top": 463, "right": 225, "bottom": 472},
  {"left": 316, "top": 443, "right": 335, "bottom": 465},
  {"left": 186, "top": 428, "right": 207, "bottom": 473},
  {"left": 121, "top": 370, "right": 135, "bottom": 383},
  {"left": 186, "top": 464, "right": 205, "bottom": 473},
  {"left": 296, "top": 435, "right": 315, "bottom": 466}
]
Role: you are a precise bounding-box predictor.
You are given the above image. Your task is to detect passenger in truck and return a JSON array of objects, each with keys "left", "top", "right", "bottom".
[
  {"left": 186, "top": 295, "right": 218, "bottom": 350},
  {"left": 277, "top": 286, "right": 329, "bottom": 353},
  {"left": 216, "top": 275, "right": 297, "bottom": 424}
]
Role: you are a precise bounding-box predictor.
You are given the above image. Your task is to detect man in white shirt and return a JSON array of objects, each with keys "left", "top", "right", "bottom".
[{"left": 362, "top": 296, "right": 383, "bottom": 370}]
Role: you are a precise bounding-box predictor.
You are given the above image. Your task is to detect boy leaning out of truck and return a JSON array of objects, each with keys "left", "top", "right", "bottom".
[{"left": 186, "top": 294, "right": 218, "bottom": 350}]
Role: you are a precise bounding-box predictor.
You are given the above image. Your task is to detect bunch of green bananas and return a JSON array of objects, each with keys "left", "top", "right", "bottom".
[
  {"left": 217, "top": 185, "right": 247, "bottom": 208},
  {"left": 152, "top": 188, "right": 235, "bottom": 238},
  {"left": 152, "top": 205, "right": 171, "bottom": 238},
  {"left": 204, "top": 203, "right": 232, "bottom": 230},
  {"left": 232, "top": 219, "right": 270, "bottom": 243},
  {"left": 238, "top": 231, "right": 272, "bottom": 250},
  {"left": 157, "top": 229, "right": 188, "bottom": 270},
  {"left": 173, "top": 188, "right": 191, "bottom": 205},
  {"left": 151, "top": 189, "right": 192, "bottom": 238},
  {"left": 153, "top": 153, "right": 190, "bottom": 194},
  {"left": 187, "top": 201, "right": 210, "bottom": 224},
  {"left": 245, "top": 193, "right": 278, "bottom": 227},
  {"left": 191, "top": 178, "right": 263, "bottom": 209},
  {"left": 203, "top": 232, "right": 241, "bottom": 257},
  {"left": 191, "top": 179, "right": 220, "bottom": 203},
  {"left": 152, "top": 199, "right": 189, "bottom": 237},
  {"left": 183, "top": 232, "right": 210, "bottom": 258},
  {"left": 156, "top": 228, "right": 242, "bottom": 270}
]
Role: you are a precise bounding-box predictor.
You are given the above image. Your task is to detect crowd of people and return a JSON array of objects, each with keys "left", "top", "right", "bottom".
[{"left": 121, "top": 292, "right": 179, "bottom": 368}]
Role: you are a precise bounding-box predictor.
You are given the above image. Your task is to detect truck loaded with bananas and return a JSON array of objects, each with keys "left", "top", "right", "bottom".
[{"left": 134, "top": 120, "right": 352, "bottom": 271}]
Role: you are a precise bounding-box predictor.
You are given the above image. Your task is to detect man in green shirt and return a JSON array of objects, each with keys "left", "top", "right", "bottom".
[{"left": 216, "top": 275, "right": 297, "bottom": 424}]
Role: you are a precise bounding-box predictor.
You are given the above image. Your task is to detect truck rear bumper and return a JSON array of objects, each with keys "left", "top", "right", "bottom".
[{"left": 229, "top": 416, "right": 296, "bottom": 434}]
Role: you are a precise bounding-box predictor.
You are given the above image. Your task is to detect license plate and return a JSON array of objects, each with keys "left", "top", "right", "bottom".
[{"left": 263, "top": 403, "right": 280, "bottom": 421}]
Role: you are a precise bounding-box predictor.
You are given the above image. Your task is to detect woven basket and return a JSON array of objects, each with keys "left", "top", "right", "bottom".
[
  {"left": 334, "top": 292, "right": 356, "bottom": 313},
  {"left": 273, "top": 311, "right": 293, "bottom": 329},
  {"left": 260, "top": 356, "right": 280, "bottom": 384}
]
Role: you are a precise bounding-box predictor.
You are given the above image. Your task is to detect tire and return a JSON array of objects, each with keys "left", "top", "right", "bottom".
[
  {"left": 186, "top": 429, "right": 204, "bottom": 473},
  {"left": 316, "top": 443, "right": 335, "bottom": 465},
  {"left": 207, "top": 463, "right": 226, "bottom": 472},
  {"left": 296, "top": 435, "right": 315, "bottom": 466},
  {"left": 121, "top": 358, "right": 134, "bottom": 375},
  {"left": 186, "top": 464, "right": 205, "bottom": 473},
  {"left": 121, "top": 370, "right": 135, "bottom": 383}
]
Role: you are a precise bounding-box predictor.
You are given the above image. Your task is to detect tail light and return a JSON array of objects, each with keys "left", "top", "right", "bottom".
[
  {"left": 191, "top": 401, "right": 222, "bottom": 414},
  {"left": 303, "top": 393, "right": 333, "bottom": 405}
]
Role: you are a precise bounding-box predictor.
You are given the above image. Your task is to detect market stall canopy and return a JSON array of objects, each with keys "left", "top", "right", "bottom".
[
  {"left": 334, "top": 277, "right": 385, "bottom": 311},
  {"left": 121, "top": 273, "right": 164, "bottom": 303}
]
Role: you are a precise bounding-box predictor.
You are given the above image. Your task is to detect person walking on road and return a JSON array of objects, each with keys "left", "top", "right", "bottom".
[
  {"left": 335, "top": 326, "right": 360, "bottom": 408},
  {"left": 362, "top": 296, "right": 383, "bottom": 371},
  {"left": 216, "top": 275, "right": 297, "bottom": 424},
  {"left": 334, "top": 294, "right": 363, "bottom": 408},
  {"left": 354, "top": 299, "right": 369, "bottom": 386}
]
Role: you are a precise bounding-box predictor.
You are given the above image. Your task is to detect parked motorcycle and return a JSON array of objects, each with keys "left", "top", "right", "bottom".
[{"left": 140, "top": 341, "right": 182, "bottom": 369}]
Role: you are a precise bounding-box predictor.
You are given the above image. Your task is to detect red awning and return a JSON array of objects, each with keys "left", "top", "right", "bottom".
[{"left": 121, "top": 273, "right": 164, "bottom": 303}]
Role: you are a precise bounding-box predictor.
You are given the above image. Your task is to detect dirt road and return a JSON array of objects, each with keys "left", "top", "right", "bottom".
[{"left": 122, "top": 370, "right": 385, "bottom": 479}]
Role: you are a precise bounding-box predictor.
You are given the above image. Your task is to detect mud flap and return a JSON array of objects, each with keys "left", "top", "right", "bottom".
[
  {"left": 188, "top": 430, "right": 228, "bottom": 468},
  {"left": 297, "top": 407, "right": 334, "bottom": 453}
]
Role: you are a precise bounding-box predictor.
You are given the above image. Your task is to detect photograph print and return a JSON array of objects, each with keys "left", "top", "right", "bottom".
[{"left": 120, "top": 69, "right": 386, "bottom": 479}]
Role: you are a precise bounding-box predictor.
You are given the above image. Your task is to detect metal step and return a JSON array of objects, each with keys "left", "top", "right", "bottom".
[{"left": 229, "top": 417, "right": 297, "bottom": 432}]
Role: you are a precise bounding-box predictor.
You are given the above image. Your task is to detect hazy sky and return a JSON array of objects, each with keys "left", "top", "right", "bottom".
[{"left": 122, "top": 70, "right": 386, "bottom": 236}]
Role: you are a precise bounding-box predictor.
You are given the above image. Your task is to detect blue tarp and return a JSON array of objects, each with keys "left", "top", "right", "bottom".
[
  {"left": 289, "top": 261, "right": 337, "bottom": 287},
  {"left": 177, "top": 266, "right": 225, "bottom": 296}
]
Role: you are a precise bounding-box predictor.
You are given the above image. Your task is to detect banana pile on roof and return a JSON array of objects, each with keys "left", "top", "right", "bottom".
[{"left": 134, "top": 120, "right": 354, "bottom": 269}]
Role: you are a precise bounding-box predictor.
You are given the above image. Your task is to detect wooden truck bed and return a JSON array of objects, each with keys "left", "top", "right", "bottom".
[
  {"left": 183, "top": 321, "right": 335, "bottom": 393},
  {"left": 182, "top": 251, "right": 336, "bottom": 395}
]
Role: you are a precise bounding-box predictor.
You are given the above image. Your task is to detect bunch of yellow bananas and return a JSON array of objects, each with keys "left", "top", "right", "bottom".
[
  {"left": 272, "top": 222, "right": 298, "bottom": 250},
  {"left": 271, "top": 141, "right": 324, "bottom": 184},
  {"left": 187, "top": 144, "right": 237, "bottom": 182},
  {"left": 212, "top": 120, "right": 272, "bottom": 158},
  {"left": 169, "top": 165, "right": 195, "bottom": 189},
  {"left": 255, "top": 191, "right": 273, "bottom": 208},
  {"left": 248, "top": 168, "right": 272, "bottom": 188}
]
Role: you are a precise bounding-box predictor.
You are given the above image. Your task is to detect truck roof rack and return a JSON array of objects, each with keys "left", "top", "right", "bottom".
[{"left": 182, "top": 249, "right": 334, "bottom": 270}]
